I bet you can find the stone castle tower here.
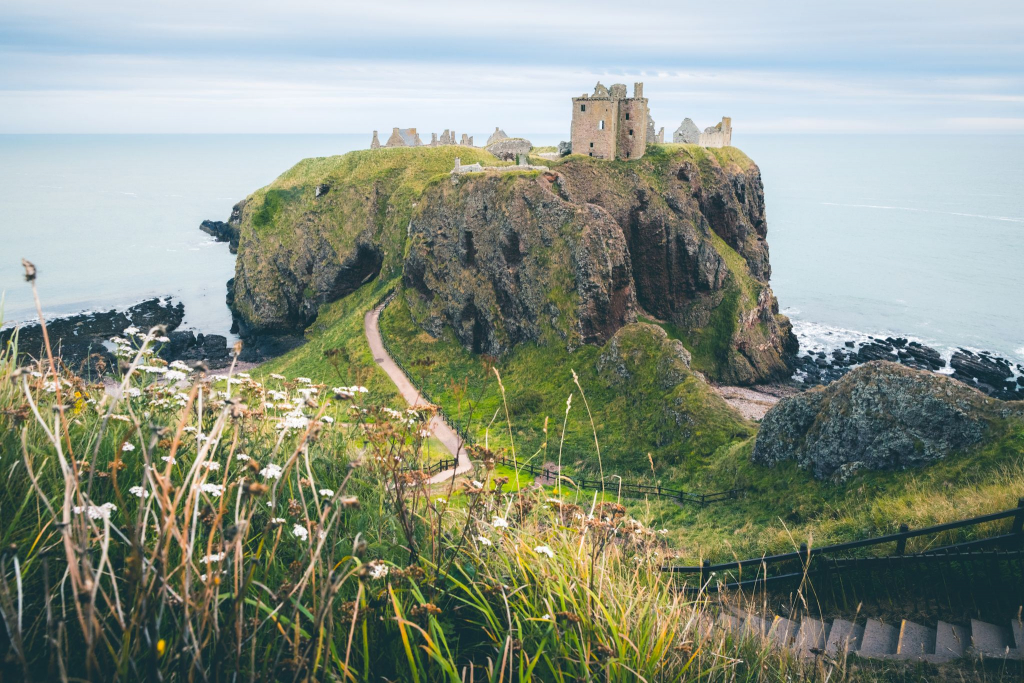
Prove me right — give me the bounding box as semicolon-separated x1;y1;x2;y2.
570;82;649;160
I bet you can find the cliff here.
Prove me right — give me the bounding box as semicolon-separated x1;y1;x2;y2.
227;144;795;384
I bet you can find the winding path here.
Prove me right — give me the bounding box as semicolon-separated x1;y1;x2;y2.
364;300;473;483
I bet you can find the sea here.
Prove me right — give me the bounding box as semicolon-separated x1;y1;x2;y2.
0;134;1021;365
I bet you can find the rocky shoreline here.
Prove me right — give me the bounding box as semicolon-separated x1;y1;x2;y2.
1;297;303;375
792;335;1023;401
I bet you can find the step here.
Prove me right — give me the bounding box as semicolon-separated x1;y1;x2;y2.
897;620;936;658
717;613;741;634
934;621;968;660
825;619;864;656
768;616;799;648
970;619;1011;657
744;614;770;637
794;617;831;656
859;619;899;657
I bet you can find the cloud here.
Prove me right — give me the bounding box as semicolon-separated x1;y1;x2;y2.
0;1;1021;132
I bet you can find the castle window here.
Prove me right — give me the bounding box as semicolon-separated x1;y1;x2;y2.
625;113;630;120
589;142;594;148
589;152;593;157
599;120;605;130
581;104;586;112
629;129;633;136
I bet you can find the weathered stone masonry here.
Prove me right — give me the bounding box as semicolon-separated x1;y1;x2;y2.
570;82;649;160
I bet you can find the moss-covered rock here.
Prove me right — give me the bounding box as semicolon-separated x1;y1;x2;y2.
752;361;1024;479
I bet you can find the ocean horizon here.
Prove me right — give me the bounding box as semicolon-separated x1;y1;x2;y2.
1;133;1021;366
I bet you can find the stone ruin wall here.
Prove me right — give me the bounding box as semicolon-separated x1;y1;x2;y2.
570;82;648;160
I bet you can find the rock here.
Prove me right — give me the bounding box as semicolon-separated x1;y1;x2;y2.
752;361;1010;480
2;298;185;375
857;341;897;363
558;141;572;157
315;183;330;198
950;349;1013;390
199;199;245;254
486;137;532;162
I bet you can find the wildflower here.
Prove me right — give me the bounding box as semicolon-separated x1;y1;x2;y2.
270;517;286;525
164;370;188;381
129;486;149;498
236;372;250;379
137;365;167;374
419;429;430;438
492;517;509;529
270;373;285;380
534;545;555;559
109;414;131;422
318;488;335;497
169;360;190;371
200;483;225;498
292;524;309;541
366;560;388;579
260;463;283;480
476;536;492;546
73;502;117;520
161;456;176;464
200;552;225;564
123;326;140;336
540;613;553;621
122;443;135;452
183;425;198;434
472;480;484;488
296;377;312;384
235;453;250;461
320;415;334;424
200;461;221;471
436;497;447;504
125;387;142;398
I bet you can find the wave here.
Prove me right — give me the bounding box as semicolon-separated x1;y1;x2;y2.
820;202;1024;224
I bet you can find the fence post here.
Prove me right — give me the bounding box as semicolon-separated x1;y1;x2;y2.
896;523;909;555
1013;498;1024;535
700;559;710;586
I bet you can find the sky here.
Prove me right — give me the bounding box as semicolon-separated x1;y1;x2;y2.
0;0;1022;134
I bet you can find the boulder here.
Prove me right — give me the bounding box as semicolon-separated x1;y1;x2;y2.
752;361;1009;480
558;141;572;157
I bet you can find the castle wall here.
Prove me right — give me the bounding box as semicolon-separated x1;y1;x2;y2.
616;97;648;160
571;97;619;160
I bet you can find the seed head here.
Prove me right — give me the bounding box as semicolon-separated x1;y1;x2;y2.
21;258;36;282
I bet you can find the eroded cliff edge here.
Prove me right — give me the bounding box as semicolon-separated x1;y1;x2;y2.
227;145;796;384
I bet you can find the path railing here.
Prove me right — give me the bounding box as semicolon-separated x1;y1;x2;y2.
400;457;458;477
494;455;743;507
666;498;1024;594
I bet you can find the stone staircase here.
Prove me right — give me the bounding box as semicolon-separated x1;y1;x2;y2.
716;607;1024;663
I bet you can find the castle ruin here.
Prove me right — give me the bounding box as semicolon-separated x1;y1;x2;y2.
570;82;649;160
697;117;732;147
371;127;478;149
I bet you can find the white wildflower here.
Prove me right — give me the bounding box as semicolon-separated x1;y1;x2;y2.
296;377;312;384
125;387;142;398
200;483;225;497
366;561;388;579
534;545;555;559
235;453;250;461
200;461;221;471
200;552;225;564
270;373;286;380
129;486;149;499
137;365;167;374
164;370;188;381
161;456;176;464
320;415;334;424
73;502;117;520
475;536;492;546
491;517;509;529
169;360;191;371
472;480;484;488
123;326;140;336
292;524;309;541
270;517;286;525
122;443;135;452
318;488;335;497
260;463;283;480
236;372;250;379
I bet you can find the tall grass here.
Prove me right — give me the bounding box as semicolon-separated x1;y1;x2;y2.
0;270;1011;681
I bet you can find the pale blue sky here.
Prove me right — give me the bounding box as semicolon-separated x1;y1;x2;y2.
1;0;1021;134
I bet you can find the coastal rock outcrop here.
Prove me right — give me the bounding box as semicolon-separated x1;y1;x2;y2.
751;361;1017;480
226;145;794;384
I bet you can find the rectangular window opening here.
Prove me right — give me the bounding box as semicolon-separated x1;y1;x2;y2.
625;113;630;120
581;104;586;112
629;129;633;136
599;120;605;130
590;142;594;148
588;152;593;157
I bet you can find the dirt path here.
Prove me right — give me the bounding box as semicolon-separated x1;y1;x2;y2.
711;383;800;420
364;300;473;483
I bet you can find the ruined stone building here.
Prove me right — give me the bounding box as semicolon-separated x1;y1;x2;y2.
570;82;649;160
698;117;732;147
383;127;423;147
486;127;507;146
646;114;665;144
672;118;700;144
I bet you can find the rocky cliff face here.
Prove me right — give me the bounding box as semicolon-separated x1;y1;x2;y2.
227;145;794;384
751;361;1021;480
404;147;795;383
